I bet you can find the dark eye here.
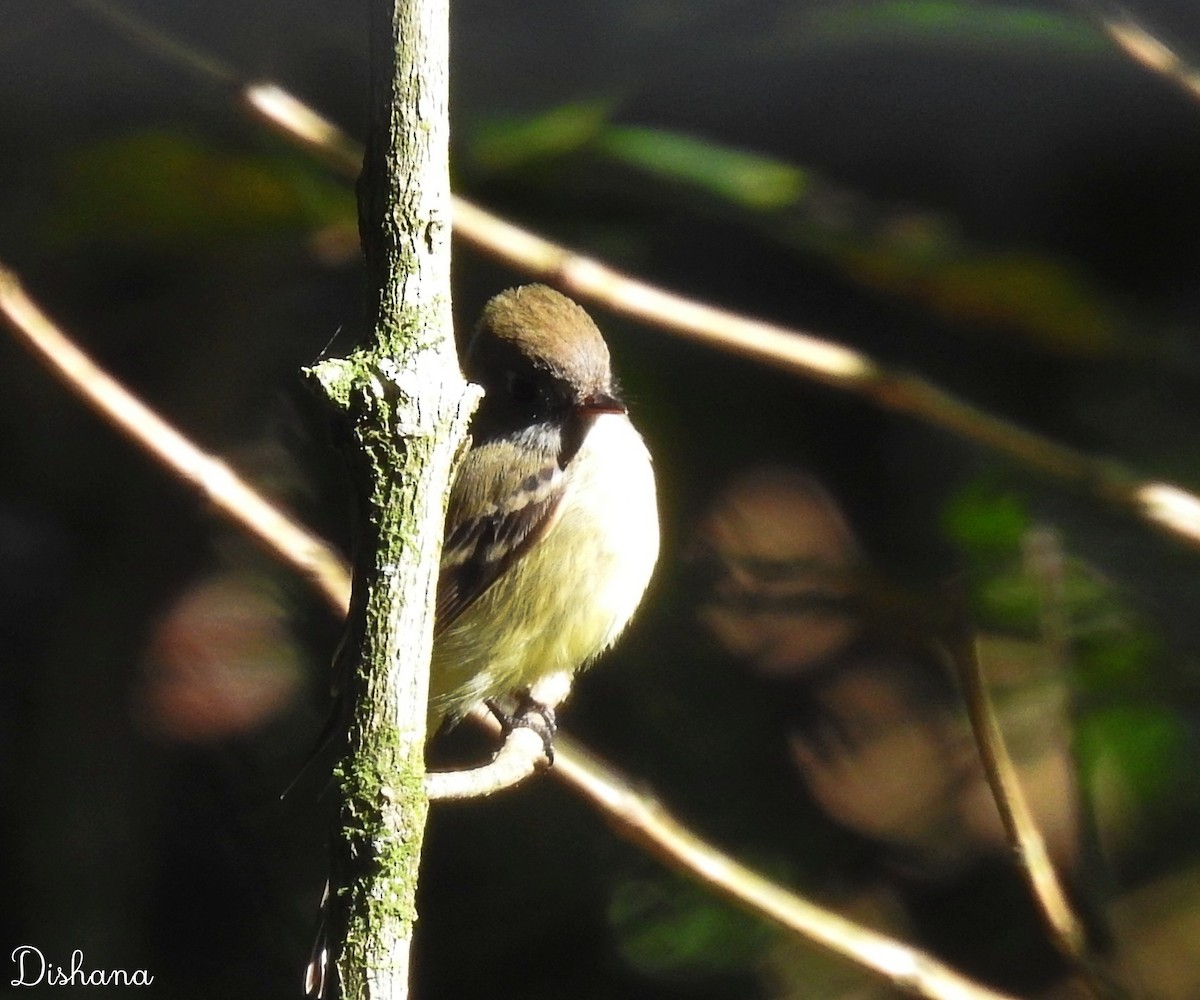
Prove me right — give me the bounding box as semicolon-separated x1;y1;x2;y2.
505;370;541;407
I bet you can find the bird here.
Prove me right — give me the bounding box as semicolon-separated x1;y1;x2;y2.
428;283;660;730
304;285;658;999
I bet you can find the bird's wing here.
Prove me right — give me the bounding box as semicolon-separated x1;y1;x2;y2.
435;439;567;635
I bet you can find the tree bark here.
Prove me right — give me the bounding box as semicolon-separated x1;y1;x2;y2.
307;0;470;995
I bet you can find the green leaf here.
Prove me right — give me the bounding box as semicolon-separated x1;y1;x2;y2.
47;130;352;249
468;100;614;173
598;126;807;211
609;875;767;977
1077;703;1188;806
942;480;1030;557
805;1;1106;53
1076;626;1161;693
596;123;1127;354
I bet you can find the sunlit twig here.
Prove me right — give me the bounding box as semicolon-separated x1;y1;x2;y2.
1075;0;1200;102
552;731;1018;1000
72;0;1200;553
249;88;1200;555
425;711;549;800
1;264;1018;1000
0;263;544;802
956;635;1126;1000
0;265;352;615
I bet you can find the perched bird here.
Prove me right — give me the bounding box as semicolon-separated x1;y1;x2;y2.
306;286;658;998
429;283;660;728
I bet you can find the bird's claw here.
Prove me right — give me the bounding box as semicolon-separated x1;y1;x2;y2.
485;695;557;764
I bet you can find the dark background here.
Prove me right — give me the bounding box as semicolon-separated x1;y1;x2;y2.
3;1;1200;997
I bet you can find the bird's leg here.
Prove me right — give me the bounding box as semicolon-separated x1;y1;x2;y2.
513;692;558;763
483;693;559;764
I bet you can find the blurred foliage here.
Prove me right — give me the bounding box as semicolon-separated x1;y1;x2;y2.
6;0;1200;998
943;476;1200;874
1077;703;1189;812
466;113;1130;354
467;99;614;174
941;478;1030;558
799;0;1108;52
610;873;769;978
597;127;807;212
46;131;352;251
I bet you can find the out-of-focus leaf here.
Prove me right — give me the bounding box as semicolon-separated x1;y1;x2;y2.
609;874;767;977
1076;626;1162;695
1077;703;1188;806
943;480;1030;557
801;1;1107;53
836;243;1124;355
943;475;1188;850
47;130;352;249
600;122;1126;353
466;89;1130;353
943;479;1140;640
468;99;613;173
598;126;807;211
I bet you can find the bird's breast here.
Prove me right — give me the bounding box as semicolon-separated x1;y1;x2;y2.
429;412;658;722
555;412;659;646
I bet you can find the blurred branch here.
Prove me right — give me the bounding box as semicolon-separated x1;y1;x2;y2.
0;264;352;616
250;98;1200;557
72;0;1200;553
1023;525;1072;670
72;0;238;85
1;266;1019;1000
1075;0;1200;102
552;731;1019;1000
956;635;1126;1000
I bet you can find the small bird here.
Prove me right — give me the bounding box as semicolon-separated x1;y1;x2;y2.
305;286;658;998
429;283;660;729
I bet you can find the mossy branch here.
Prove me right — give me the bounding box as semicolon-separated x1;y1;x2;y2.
305;0;473;996
3;264;1023;1000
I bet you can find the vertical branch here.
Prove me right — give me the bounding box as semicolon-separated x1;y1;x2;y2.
0;273;1028;1000
956;638;1125;1000
307;0;472;996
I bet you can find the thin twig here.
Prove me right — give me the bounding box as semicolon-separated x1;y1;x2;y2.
1073;0;1200;102
0;262;536;793
248;89;1200;555
72;0;238;85
552;732;1018;1000
69;0;1200;551
0;266;352;616
425;710;549;800
2;265;1019;1000
956;636;1125;1000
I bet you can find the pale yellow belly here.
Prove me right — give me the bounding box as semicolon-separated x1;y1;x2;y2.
430;414;659;723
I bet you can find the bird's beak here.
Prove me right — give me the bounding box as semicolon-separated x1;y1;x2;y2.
578;391;626;415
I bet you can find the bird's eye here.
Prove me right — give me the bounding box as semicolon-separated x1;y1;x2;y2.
505;370;541;407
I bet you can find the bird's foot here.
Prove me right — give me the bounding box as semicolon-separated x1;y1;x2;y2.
485;695;557;764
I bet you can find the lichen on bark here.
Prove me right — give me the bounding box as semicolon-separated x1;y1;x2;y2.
304;0;472;996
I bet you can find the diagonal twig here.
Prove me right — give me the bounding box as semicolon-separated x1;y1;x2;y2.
68;0;1200;552
0;266;352;614
1072;0;1200;103
955;633;1127;1000
244;93;1200;556
2;263;1020;1000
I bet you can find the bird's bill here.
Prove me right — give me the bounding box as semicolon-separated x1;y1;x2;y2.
577;391;626;415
